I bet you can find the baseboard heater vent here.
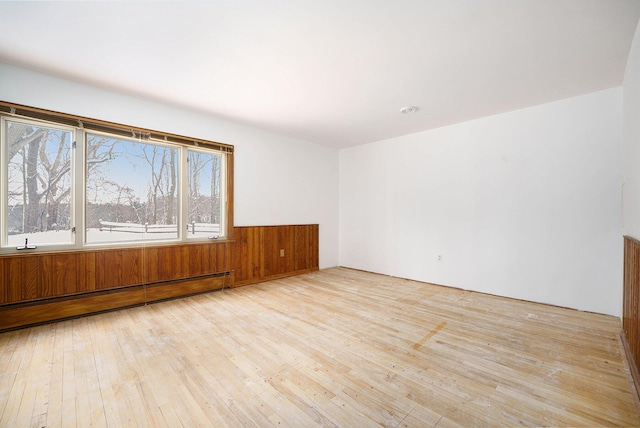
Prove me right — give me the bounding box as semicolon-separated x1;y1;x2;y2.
0;271;232;332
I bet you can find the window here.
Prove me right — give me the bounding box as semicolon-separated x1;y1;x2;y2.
187;149;225;239
4;118;74;247
86;133;179;243
0;103;232;252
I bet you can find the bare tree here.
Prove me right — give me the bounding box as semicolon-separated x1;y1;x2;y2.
166;149;177;224
7;122;46;161
38;130;72;230
188;151;213;223
142;144;168;224
7;123;70;233
210;155;221;224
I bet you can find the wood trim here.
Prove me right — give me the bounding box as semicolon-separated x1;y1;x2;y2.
226;152;235;240
0;273;230;331
623;235;640;403
145;273;230;302
0;100;233;152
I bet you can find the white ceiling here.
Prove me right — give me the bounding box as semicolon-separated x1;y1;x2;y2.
0;1;639;149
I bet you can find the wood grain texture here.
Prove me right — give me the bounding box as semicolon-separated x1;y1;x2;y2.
0;274;230;331
0;242;232;306
0;224;311;306
624;235;640;400
0;241;232;330
231;226;263;285
0;267;637;427
263;225;293;277
0;224;313;330
226;153;234;239
232;225;319;287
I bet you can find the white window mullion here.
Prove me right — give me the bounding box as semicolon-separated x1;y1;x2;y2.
221;153;227;238
74;129;86;248
180;146;189;241
0;117;7;248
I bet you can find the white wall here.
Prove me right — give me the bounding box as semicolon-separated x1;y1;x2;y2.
0;62;339;268
623;19;640;241
340;88;623;316
1;60;628;316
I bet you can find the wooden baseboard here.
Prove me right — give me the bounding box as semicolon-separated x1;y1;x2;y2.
0;273;230;332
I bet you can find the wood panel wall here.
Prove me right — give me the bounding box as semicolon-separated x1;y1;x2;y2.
623;235;640;397
0;224;318;331
232;224;319;287
0;242;230;305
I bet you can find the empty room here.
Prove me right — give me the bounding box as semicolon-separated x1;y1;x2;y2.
2;1;640;426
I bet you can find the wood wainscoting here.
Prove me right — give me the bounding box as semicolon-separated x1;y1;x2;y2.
232;224;319;287
0;224;318;331
623;235;640;398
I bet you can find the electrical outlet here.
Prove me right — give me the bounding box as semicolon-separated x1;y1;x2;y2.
437;255;443;262
280;249;285;257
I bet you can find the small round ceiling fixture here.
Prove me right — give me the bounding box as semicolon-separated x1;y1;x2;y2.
400;106;419;114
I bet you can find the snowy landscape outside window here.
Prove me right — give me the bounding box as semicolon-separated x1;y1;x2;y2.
4;118;73;247
0;106;231;252
187;149;224;239
85;133;179;243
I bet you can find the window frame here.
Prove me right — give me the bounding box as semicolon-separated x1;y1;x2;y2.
84;130;185;246
185;146;227;240
1;115;77;250
0;101;234;254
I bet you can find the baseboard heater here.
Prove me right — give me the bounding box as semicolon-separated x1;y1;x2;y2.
0;271;232;332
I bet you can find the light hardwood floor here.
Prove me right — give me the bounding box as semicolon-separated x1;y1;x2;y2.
1;267;638;427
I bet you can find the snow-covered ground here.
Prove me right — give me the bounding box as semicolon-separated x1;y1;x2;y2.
6;228;214;247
